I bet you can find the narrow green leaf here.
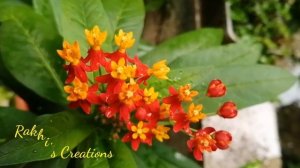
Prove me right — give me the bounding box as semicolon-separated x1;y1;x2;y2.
167;65;296;112
51;0;113;54
135;142;201;168
0;107;35;140
78;134;110;168
170;41;262;68
101;0;145;55
0;112;92;166
0;8;66;105
141;29;223;64
108;140;137;168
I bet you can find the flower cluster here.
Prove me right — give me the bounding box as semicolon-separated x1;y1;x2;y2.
57;26;238;161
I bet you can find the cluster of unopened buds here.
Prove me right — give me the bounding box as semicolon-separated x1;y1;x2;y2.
57;26;238;161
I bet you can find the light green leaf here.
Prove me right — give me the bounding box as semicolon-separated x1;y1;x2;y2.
0;8;66;105
170;41;261;68
141;29;223;64
51;0;113;54
0;112;92;166
166;65;296;113
101;0;145;55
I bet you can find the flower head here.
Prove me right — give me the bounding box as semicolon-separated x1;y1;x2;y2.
187;127;217;161
115;29;135;53
85;26;107;50
152;125;170;142
159;103;171;119
143;87;159;104
214;130;232;150
178;84;198;102
110;58;136;80
64;78;88;101
119;80;141;105
57;41;81;65
131;121;150;140
148;60;170;80
206;79;226;97
187;103;206;123
218;101;238;118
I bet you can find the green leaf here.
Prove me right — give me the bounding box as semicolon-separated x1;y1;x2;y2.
169;41;262;68
101;0;145;55
78;134;109;168
141;29;223;64
24;158;70;168
0;1;30;21
0;8;66;105
0;107;35;141
32;0;56;29
167;65;296;113
50;0;114;54
108;140;137;168
0;112;92;166
135;142;201;168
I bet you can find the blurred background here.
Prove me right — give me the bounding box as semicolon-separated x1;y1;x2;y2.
1;0;300;167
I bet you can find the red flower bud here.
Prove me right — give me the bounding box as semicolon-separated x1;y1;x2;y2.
214;130;232;150
206;79;226;97
218;101;238;118
135;108;147;120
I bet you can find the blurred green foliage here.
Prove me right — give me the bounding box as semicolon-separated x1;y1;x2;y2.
227;0;299;64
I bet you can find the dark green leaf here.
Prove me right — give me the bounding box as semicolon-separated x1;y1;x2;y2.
101;0;145;55
141;29;223;64
108;140;137;168
0;8;66;105
0;112;92;166
24;158;70;168
0;107;35;141
77;134;109;168
169;41;262;68
135;142;201;168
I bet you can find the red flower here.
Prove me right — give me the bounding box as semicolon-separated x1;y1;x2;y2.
187;127;217;161
162;86;183;114
218;101;238;118
172;112;190;133
83;49;107;71
64;60;88;84
214;130;232;150
206;79;226;97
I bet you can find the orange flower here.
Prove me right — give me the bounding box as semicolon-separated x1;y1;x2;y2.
131;121;150;140
159;103;171;119
114;29;135;53
110;58;136;80
64;78;88;101
143;87;158;104
118;80;141;105
187;103;206;123
148;60;170;80
152;125;170;142
178;84;198;102
85;26;107;50
57;41;81;65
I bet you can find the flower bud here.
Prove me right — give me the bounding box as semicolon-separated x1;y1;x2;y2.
135;108;147;120
218;101;237;118
206;79;226;97
214;130;232;150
